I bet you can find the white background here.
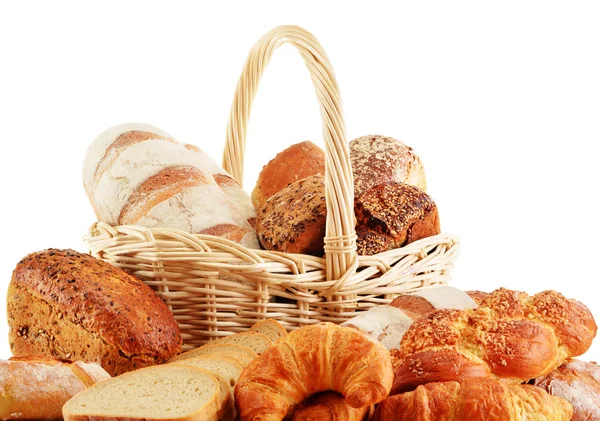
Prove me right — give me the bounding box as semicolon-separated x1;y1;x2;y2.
1;2;599;363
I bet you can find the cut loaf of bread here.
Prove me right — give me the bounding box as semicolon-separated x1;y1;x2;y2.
63;365;220;421
169;343;258;367
249;319;288;343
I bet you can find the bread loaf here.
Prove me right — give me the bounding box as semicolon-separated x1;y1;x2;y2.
350;135;426;196
534;359;600;421
83;122;258;248
184;143;256;228
252;141;325;211
235;323;393;421
342;286;478;349
373;378;573;421
62;365;221;421
256;174;327;255
355;182;440;255
390;288;597;394
7;249;182;376
0;356;110;421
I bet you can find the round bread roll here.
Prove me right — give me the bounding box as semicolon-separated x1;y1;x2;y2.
350;134;426;196
256;174;326;255
252;141;325;211
355;182;440;255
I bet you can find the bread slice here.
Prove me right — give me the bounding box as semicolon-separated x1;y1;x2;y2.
62;365;219;421
172;356;244;421
188;367;232;421
213;332;273;355
250;319;288;343
170;343;257;366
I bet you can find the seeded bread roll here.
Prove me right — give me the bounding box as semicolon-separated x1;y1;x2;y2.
252;141;325;211
350;135;426;196
355;182;440;255
256;174;327;255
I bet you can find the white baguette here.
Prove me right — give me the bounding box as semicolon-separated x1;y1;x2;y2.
0;356;110;420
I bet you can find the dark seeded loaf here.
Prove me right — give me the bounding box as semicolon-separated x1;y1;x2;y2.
355;182;440;255
7;249;182;376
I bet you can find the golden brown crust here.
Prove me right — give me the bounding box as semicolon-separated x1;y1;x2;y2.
374;378;572;421
390;288;597;394
350;135;426;197
234;323;393;421
252;141;325;211
0;357;110;420
354;182;440;256
292;392;369;421
256;174;327;255
534;359;600;421
8;249;182;376
118;165;210;224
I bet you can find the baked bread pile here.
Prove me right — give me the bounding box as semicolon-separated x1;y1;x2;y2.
254;135;439;256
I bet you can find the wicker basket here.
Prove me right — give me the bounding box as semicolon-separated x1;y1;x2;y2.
84;25;460;349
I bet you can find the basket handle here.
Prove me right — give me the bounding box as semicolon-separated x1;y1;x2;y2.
222;25;357;288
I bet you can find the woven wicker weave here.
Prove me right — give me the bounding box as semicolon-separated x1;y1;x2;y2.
84;25;460;349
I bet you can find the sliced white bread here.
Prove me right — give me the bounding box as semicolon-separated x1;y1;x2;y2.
63;365;220;421
172;356;244;421
190;367;232;421
249;319;288;342
170;343;258;366
213;332;273;355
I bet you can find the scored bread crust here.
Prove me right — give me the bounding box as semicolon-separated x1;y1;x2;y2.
391;288;597;394
8;249;182;376
0;356;110;421
373;378;573;421
534;359;600;421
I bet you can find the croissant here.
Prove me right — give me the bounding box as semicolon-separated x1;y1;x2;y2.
234;323;393;421
391;288;596;394
373;378;573;421
291;392;369;421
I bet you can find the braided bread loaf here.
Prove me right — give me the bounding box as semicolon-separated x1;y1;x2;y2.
374;378;572;421
391;288;597;394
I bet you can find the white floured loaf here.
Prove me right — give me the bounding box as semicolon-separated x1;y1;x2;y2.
0;356;110;421
184;143;256;228
83;123;258;248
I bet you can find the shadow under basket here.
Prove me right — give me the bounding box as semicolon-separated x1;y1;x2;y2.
83;25;460;350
